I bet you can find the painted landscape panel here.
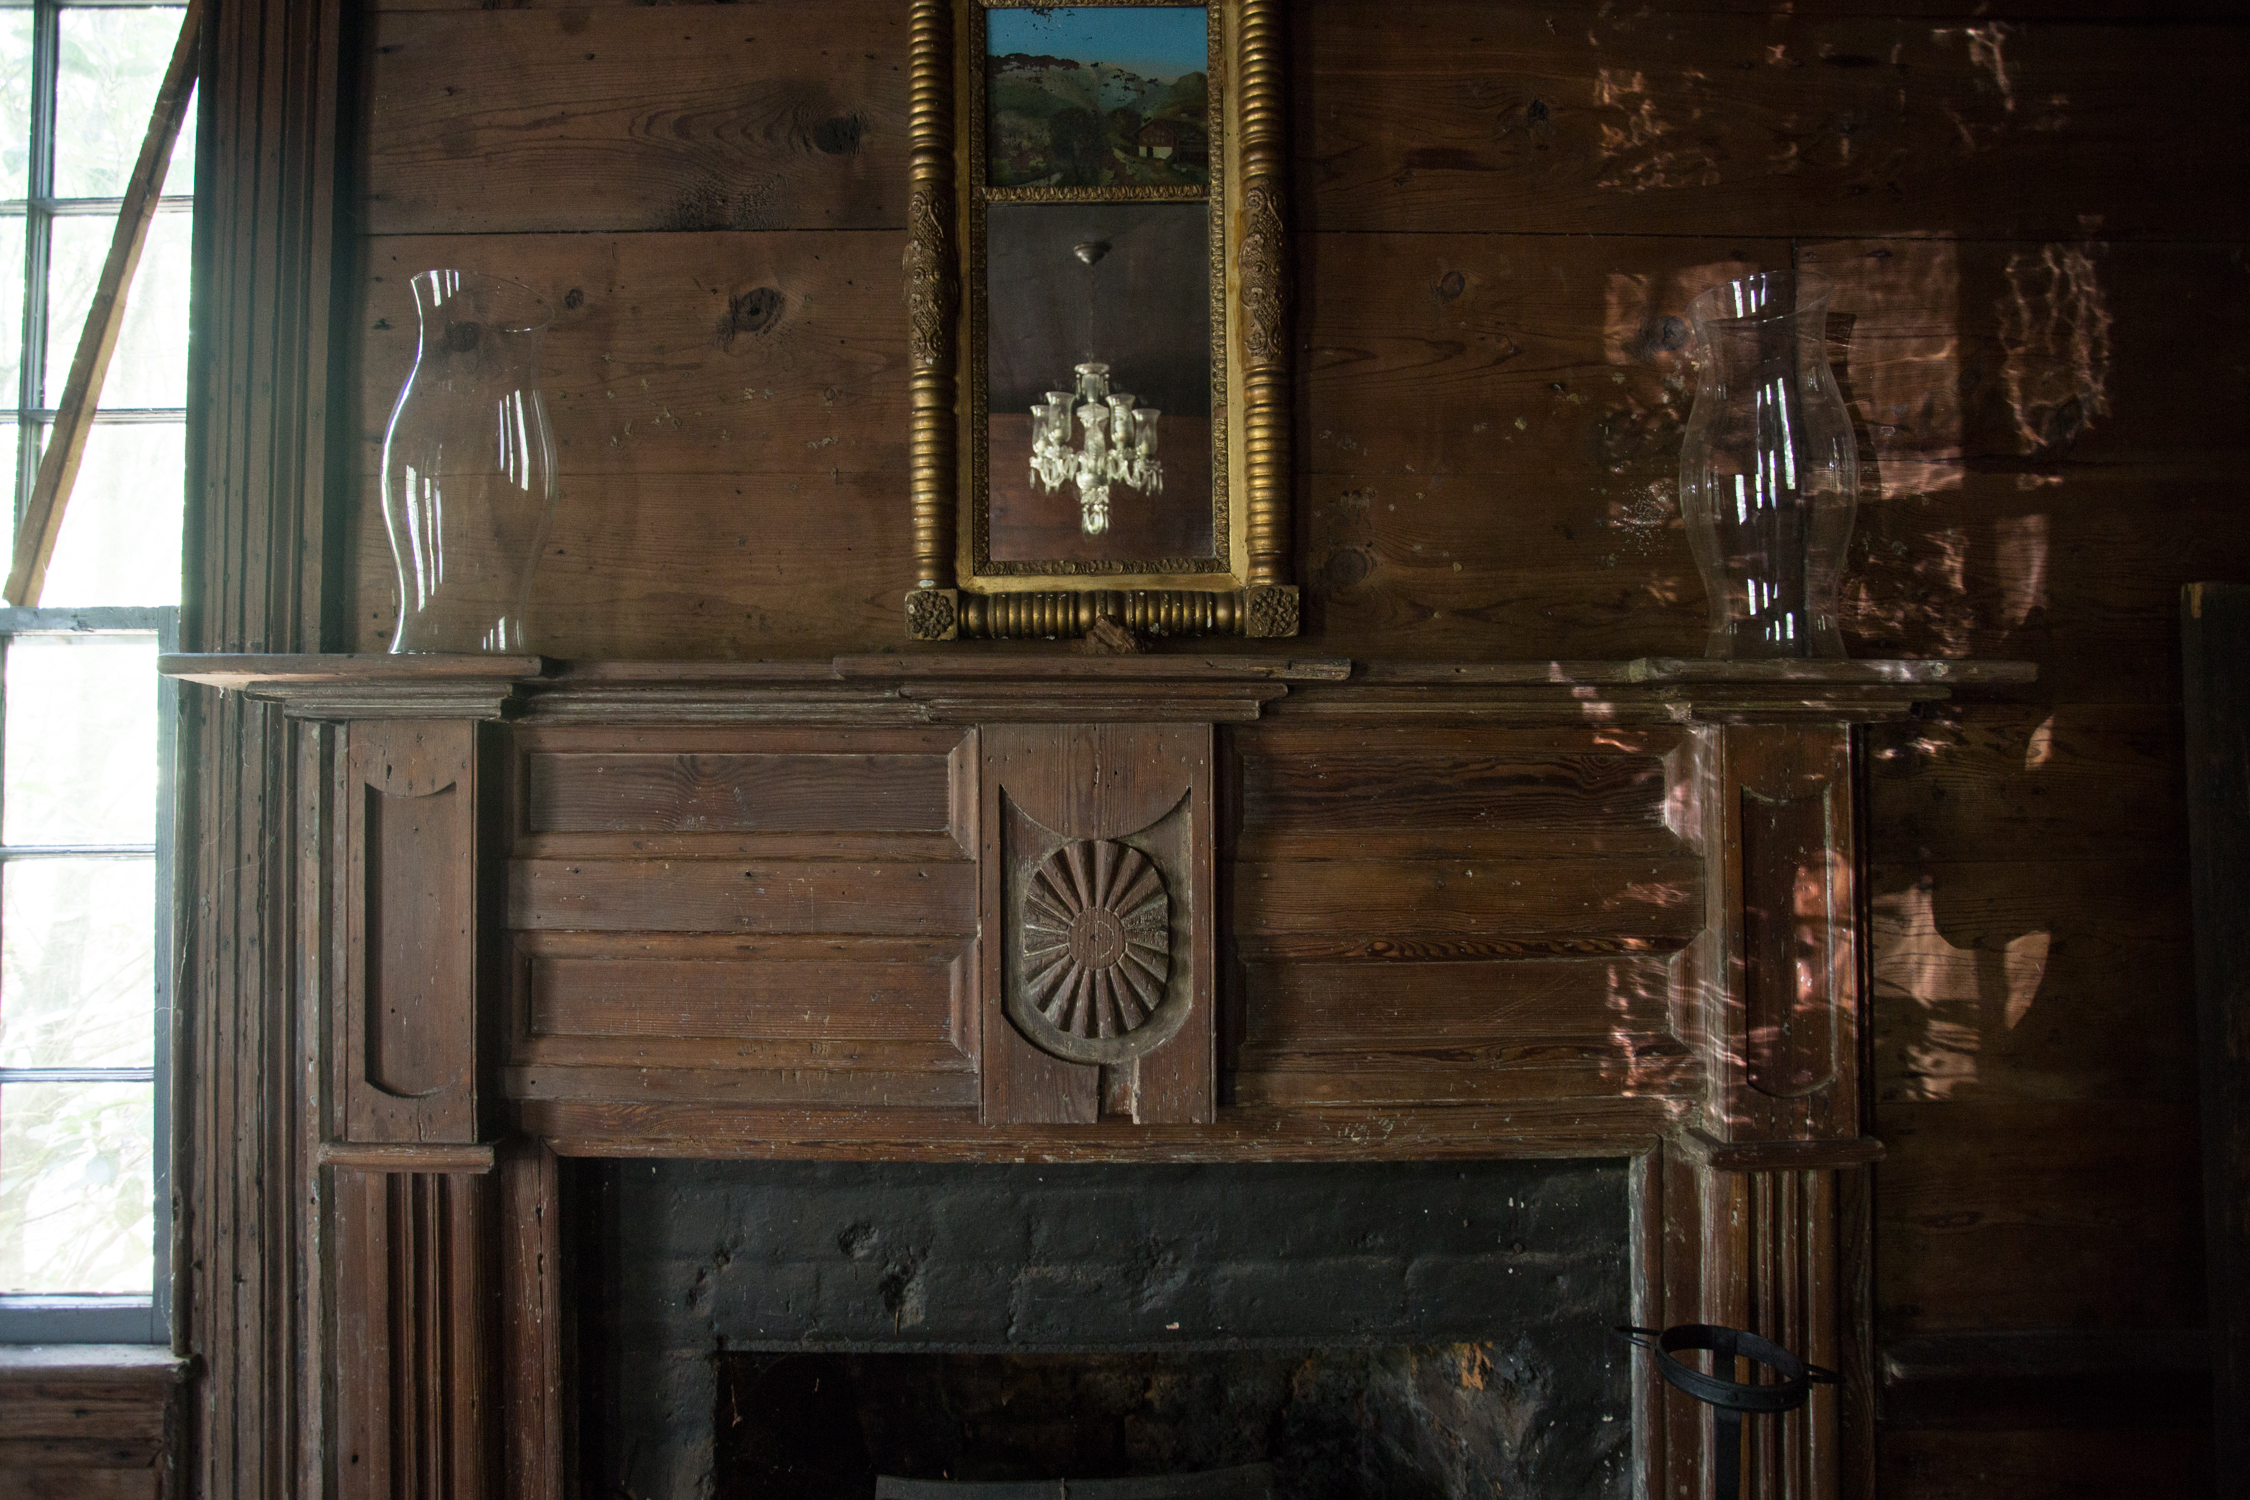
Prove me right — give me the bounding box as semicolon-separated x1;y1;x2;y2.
986;6;1210;189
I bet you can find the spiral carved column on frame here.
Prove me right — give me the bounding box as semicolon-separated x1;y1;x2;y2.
1235;1;1294;626
904;0;957;632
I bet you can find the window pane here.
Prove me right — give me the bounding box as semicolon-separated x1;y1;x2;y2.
0;213;20;409
4;633;159;845
47;210;189;409
0;857;155;1070
38;420;182;606
0;1079;153;1294
53;7;185;200
0;10;30;201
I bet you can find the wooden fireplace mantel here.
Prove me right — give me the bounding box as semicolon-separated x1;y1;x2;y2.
162;652;2030;1500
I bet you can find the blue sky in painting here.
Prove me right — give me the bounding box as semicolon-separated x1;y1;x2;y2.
987;7;1207;79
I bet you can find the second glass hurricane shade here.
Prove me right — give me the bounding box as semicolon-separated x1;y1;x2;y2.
381;270;558;654
1679;271;1859;659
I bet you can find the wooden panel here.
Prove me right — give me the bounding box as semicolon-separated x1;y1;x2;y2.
345;468;909;658
354;232;908;479
1238;954;1697;1104
517;1097;1682;1160
498;1142;566;1500
526;751;950;835
507;858;974;933
333;1168;496;1500
1233;724;1685;859
0;1354;179;1495
1242;954;1677;1043
1295;3;2250;240
529;954;952;1041
1869;858;2198;1106
362;2;908;235
2183;580;2250;1496
0;1471;159;1499
1876;1100;2206;1334
506;1064;975;1107
1232;857;1704;946
345;720;485;1144
1867;705;2186;864
1302;237;2249;483
1878;1428;2214;1500
183;0;346;1493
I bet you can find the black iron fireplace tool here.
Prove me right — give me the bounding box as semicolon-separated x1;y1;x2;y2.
1620;1324;1839;1500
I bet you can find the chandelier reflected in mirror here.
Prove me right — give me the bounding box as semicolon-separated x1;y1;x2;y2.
1028;240;1163;535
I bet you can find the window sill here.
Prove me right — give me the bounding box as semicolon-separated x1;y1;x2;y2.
0;1346;187;1494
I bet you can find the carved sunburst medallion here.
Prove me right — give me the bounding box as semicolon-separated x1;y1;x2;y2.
1020;839;1171;1051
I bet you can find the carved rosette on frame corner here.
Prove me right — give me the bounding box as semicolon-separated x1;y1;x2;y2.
905;586;958;641
1243;584;1299;639
1013;839;1174;1065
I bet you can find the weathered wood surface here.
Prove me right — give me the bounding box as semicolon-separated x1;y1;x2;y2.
1234;857;1705;945
524;750;952;834
2183;580;2250;1492
1876;1100;2206;1333
1869;858;2198;1105
362;7;908;235
1295;5;2250;240
509;857;976;933
0;1350;184;1497
1233;724;1686;859
332;1168;497;1500
1878;1427;2213;1499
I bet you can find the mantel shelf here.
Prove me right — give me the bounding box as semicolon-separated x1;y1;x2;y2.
157;652;2036;723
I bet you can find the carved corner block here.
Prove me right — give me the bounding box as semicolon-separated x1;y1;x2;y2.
1242;584;1299;638
906;587;960;641
342;720;491;1144
979;723;1216;1126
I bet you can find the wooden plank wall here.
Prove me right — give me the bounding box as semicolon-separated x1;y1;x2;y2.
343;0;2246;1491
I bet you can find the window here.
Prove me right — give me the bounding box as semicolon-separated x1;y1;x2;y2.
0;0;192;1344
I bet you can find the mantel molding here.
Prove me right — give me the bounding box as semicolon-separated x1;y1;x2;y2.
159;652;2035;724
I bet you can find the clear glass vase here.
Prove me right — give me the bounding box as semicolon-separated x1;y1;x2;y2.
1679;270;1859;659
381;270;558;653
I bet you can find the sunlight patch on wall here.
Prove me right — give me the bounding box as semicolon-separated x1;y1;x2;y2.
1999;244;2112;456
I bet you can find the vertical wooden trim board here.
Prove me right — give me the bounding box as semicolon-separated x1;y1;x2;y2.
176;2;350;1498
2183;582;2249;1495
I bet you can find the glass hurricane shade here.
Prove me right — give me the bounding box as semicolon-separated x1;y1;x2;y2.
1678;270;1859;659
1030;361;1163;536
381;270;559;654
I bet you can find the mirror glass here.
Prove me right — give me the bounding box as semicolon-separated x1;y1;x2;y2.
980;5;1217;569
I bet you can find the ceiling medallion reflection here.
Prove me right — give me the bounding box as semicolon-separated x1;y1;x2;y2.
1021;839;1171;1044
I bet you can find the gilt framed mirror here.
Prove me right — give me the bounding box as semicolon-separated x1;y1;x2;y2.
903;0;1296;641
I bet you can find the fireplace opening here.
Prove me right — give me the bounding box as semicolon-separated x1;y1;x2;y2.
579;1159;1632;1499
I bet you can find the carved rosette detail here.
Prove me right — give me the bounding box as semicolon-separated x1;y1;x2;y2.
903;189;955;370
904;586;958;640
1021;840;1170;1044
1237;183;1288;367
1242;583;1299;638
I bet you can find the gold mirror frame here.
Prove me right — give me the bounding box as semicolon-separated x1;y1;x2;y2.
903;0;1296;641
